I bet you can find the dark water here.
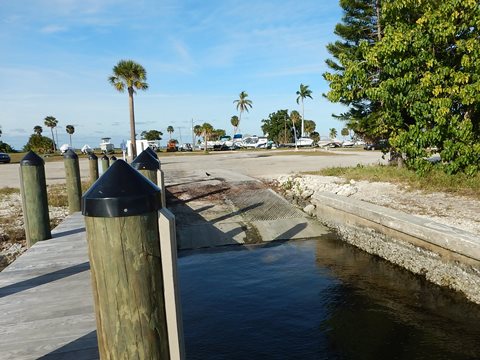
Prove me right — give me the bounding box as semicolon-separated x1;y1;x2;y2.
178;238;480;360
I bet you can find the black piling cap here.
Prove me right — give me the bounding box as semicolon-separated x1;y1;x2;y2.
131;150;160;171
64;149;78;159
145;146;159;159
81;160;161;218
88;153;98;160
101;155;109;161
110;155;117;161
20;151;44;166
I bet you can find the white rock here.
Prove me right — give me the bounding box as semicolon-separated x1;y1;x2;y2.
303;204;316;215
301;190;314;199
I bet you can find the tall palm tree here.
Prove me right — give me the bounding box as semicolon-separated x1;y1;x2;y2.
109;59;148;159
233;91;252;131
66;125;75;146
290;110;301;151
201;122;213;153
329;128;338;139
44;116;58;152
167;126;174;140
33;125;43;135
304;120;316;136
296;84;313;137
193;125;203;150
230;115;239;135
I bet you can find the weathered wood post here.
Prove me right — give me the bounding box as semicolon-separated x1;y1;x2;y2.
131;150;159;183
101;154;109;174
110;155;117;165
82;160;170;359
63;149;82;213
19;151;51;247
88;153;99;182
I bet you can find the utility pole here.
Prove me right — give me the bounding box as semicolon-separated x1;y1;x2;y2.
191;118;195;146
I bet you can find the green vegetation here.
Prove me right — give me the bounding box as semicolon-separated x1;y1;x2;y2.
261;109;301;144
0;187;19;196
109;59;148;159
233;91;253;130
141;130;163;141
324;0;480;175
44;116;58;152
307;165;480;199
296;83;313;137
66;125;75;146
23;134;54;154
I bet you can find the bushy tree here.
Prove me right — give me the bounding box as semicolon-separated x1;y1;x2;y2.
261;109;299;144
141;130;163;141
24;134;54;154
0;141;14;153
367;0;480;174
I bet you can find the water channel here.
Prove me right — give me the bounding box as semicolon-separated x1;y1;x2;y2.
179;237;480;360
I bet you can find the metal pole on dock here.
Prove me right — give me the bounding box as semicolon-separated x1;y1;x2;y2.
64;149;82;213
88;153;99;182
81;160;170;359
19;151;51;247
101;154;109;174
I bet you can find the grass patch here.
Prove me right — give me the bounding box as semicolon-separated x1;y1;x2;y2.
305;164;480;199
47;181;92;207
0;187;19;196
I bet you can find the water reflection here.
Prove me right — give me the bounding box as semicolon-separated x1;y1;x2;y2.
179;237;480;360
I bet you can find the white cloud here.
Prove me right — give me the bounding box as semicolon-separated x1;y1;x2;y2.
40;24;68;34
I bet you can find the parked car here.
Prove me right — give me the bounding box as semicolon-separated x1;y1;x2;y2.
179;143;193;152
0;153;11;163
364;140;388;151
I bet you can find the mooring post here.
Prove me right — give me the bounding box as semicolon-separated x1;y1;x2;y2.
63;149;82;213
110;155;117;165
88;153;99;182
159;168;166;208
101;154;109;174
19;151;51;247
82;160;170;359
131;149;159;183
145;146;159;160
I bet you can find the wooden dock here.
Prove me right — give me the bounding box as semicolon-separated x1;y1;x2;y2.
0;213;98;360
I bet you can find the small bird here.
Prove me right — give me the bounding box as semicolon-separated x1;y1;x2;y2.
205;172;211;176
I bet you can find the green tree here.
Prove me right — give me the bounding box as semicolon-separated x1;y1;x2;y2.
24;134;54;154
201;123;214;153
0;141;14;153
329;128;338;139
323;0;383;141
296;84;313;137
310;131;320;143
66;125;75;147
367;0;480;174
341;127;350;138
304;120;316;136
33;125;43;135
193;125;203;150
141;130;163;141
109;59;148;158
230;115;240;134
167;126;174;139
261;109;292;144
291;110;301;150
233;91;253;130
44;116;58;152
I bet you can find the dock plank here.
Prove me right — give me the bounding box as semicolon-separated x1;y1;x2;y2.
0;213;98;360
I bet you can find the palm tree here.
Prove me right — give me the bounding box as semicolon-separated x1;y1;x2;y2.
304;120;316;136
33;126;43;136
66;125;75;147
233;91;252;131
44;116;58;152
296;84;313;137
193;125;203;150
290;110;301;151
329;128;338;139
201;122;214;153
230;115;239;135
109;59;148;159
167;126;174;140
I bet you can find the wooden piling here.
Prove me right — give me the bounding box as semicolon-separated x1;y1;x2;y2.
88;153;99;182
110;155;117;165
101;155;109;174
82;160;170;359
19;151;51;247
131;149;160;183
64;149;82;213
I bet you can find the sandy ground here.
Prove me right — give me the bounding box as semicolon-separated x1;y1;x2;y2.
1;149;479;268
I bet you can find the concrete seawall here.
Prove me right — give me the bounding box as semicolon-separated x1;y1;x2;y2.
310;192;480;304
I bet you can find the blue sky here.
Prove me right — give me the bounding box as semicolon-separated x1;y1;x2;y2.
0;0;347;149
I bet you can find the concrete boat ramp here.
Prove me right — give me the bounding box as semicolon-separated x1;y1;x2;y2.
0;171;329;359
